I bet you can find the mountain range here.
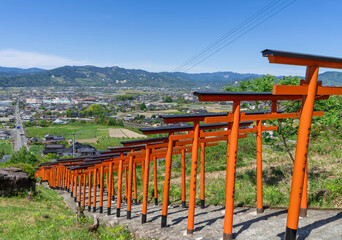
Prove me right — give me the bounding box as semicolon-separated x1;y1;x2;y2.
0;65;341;88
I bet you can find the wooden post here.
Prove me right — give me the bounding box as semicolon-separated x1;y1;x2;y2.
107;162;113;215
256;120;264;213
78;175;82;206
127;156;134;219
82;174;86;208
124;167;128;202
186;120;200;234
153;156;158;205
88;171;92;212
142;148;151;223
181;149;186;208
223;101;240;240
300;162;308;217
74;175;77;202
161;139;174;227
200;142;206;209
133;162;138;204
285;66;319;240
99;165;104;213
92;168;97;212
70;171;74;197
116;160;123;217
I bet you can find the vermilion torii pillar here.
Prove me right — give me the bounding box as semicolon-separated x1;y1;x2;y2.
194;91;329;240
262;49;342;240
159;113;275;233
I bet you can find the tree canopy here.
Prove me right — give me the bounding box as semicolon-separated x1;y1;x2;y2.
224;75;341;162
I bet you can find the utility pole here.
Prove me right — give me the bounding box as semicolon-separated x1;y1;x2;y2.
72;132;75;157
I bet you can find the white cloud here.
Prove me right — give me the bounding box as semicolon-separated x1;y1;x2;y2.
0;49;89;69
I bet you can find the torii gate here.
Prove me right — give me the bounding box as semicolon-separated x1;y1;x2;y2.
194;91;329;240
139;122;252;208
158;113;282;233
262;49;342;240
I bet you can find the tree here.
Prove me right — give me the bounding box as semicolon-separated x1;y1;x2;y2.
107;118;117;126
139;102;147;111
163;96;173;103
0;150;5;159
24;121;34;127
38;120;49;127
8;147;38;165
65;108;73;117
176;96;189;104
81;104;107;117
224;75;302;162
116;94;133;101
117;119;124;127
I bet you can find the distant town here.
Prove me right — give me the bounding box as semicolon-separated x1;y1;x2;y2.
0;86;235;161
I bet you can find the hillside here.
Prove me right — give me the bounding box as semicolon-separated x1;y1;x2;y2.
318;71;342;86
0;67;45;77
162;71;263;88
0;66;197;88
0;65;341;88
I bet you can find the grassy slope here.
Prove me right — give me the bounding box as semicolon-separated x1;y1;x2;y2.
0;185;134;240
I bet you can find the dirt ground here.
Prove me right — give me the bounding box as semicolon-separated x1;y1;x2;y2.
108;128;146;138
77;138;98;143
77;128;146;143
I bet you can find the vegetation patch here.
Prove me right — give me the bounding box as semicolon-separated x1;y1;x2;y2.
0;185;135;240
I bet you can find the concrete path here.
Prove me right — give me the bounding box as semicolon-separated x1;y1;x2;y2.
53;185;342;240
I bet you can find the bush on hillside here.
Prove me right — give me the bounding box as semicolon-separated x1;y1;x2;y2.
8;147;38;165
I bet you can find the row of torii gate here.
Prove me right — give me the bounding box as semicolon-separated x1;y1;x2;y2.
35;50;342;240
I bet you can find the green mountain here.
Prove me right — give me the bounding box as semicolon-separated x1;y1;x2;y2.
163;71;263;87
0;65;341;88
0;66;196;88
318;71;342;86
0;67;45;77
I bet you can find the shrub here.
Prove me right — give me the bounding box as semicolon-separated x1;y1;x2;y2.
8;147;38;166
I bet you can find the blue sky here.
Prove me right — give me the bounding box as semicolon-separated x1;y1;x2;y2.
1;0;342;75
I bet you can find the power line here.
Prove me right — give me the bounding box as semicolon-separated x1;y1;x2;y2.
182;0;297;72
175;0;297;73
174;0;283;72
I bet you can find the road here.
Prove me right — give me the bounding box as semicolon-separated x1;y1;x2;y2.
13;100;27;151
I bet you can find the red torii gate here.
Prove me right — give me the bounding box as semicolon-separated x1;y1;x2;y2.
262;49;342;240
159;112;284;233
140;122;253;210
194;91;329;240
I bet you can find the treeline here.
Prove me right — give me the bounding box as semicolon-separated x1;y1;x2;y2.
225;75;342;161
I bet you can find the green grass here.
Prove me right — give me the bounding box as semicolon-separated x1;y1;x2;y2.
0;185;135;240
25;123;111;140
0;139;13;155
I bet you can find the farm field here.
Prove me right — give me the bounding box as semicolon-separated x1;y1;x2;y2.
25;123;144;141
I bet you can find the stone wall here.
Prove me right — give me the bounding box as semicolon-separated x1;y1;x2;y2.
0;167;35;196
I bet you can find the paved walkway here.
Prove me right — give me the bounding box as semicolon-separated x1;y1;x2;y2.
53;185;342;240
